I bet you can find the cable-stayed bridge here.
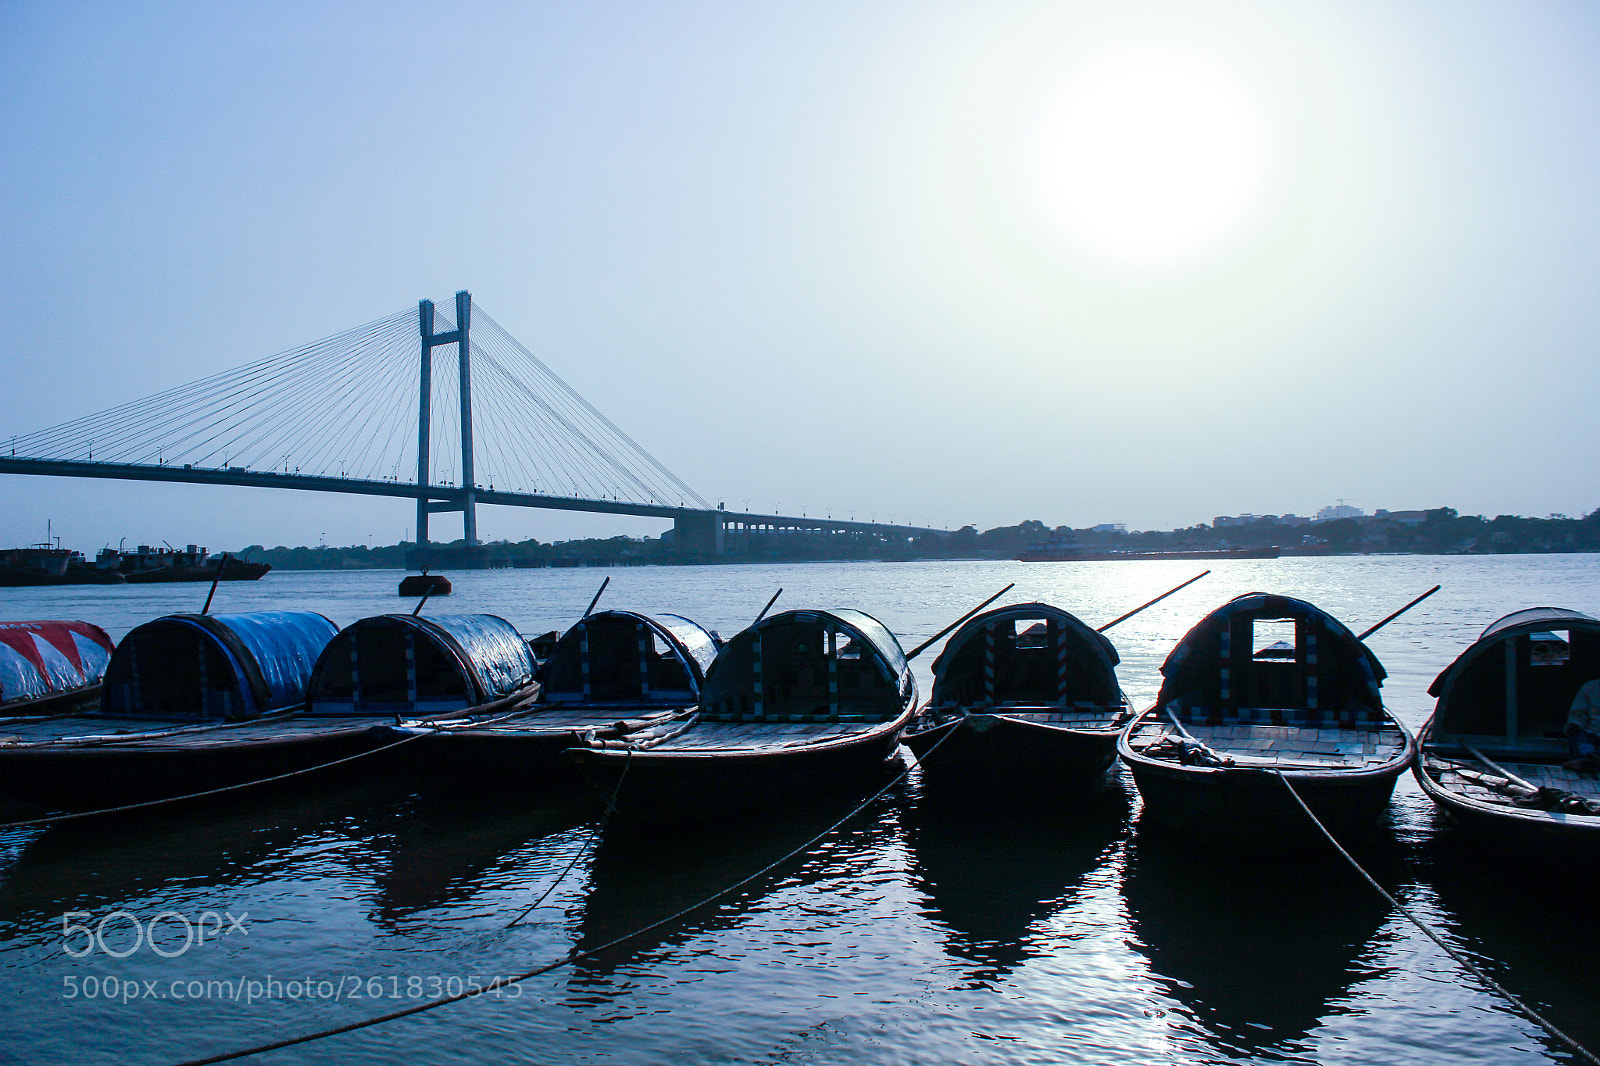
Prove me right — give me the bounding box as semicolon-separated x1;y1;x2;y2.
0;291;944;562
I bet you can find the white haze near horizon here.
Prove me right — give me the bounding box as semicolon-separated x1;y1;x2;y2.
1;0;1597;555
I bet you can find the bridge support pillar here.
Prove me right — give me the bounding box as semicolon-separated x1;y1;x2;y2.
416;290;476;547
673;511;723;557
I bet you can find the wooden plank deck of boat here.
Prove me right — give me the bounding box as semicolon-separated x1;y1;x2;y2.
984;708;1125;729
1129;720;1410;769
0;715;386;749
636;719;889;753
1430;758;1600;805
434;706;691;736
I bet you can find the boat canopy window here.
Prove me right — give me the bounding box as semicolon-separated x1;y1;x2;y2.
541;611;717;706
1158;593;1385;726
0;621;115;705
1530;631;1569;667
103;611;338;720
1253;619;1296;659
928;603;1121;709
1428;610;1600;743
699;608;914;723
307;614;536;717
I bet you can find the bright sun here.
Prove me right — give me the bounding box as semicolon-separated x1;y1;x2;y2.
1022;44;1274;272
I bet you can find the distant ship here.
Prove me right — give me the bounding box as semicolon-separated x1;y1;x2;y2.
0;545;125;586
100;543;271;583
1016;535;1280;563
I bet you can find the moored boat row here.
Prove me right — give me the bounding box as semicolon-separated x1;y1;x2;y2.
3;588;1596;860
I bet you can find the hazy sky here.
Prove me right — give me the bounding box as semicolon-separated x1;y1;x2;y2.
3;0;1597;553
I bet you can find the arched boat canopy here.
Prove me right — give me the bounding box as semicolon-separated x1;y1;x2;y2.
1425;607;1600;744
0;620;116;707
929;602;1121;709
308;613;538;718
699;608;915;723
542;610;719;707
1157;593;1385;726
103;611;338;720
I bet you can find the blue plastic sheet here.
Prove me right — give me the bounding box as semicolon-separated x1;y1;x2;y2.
412;614;537;701
104;611;337;718
207;612;341;712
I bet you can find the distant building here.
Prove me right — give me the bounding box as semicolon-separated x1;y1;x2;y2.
1373;509;1428;526
1315;503;1364;522
1213;513;1310;529
1092;522;1126;533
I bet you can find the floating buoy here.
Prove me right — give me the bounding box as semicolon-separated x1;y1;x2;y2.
399;569;451;596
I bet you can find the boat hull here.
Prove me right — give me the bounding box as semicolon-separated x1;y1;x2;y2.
0;719;401;810
567;716;908;822
1118;707;1415;851
1415;760;1600;858
1412;716;1600;860
121;559;269;583
384;701;691;792
1122;750;1409;849
0;683;104;719
904;712;1121;794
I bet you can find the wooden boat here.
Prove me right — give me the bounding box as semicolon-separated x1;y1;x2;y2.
0;620;116;717
566;608;917;821
1413;608;1600;854
1118;593;1415;848
306;612;540;718
0;611;376;810
381;610;718;786
902;602;1133;794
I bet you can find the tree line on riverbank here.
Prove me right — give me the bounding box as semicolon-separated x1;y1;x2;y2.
240;506;1600;570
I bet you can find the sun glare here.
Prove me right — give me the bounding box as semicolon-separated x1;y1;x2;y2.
1023;44;1274;272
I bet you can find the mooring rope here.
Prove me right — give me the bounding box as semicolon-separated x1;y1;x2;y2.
171;735;936;1066
0;730;434;831
1274;770;1600;1066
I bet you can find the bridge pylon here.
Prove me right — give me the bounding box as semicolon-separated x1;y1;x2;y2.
416;290;476;546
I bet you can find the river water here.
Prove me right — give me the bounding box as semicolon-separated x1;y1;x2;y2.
0;554;1596;1065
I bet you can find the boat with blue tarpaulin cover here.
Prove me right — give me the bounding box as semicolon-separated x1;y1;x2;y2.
374;609;716;788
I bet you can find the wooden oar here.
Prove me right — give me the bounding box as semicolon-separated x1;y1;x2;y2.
905;583;1015;661
201;553;229;615
753;588;783;625
1463;742;1538;792
1355;584;1440;641
1097;570;1210;632
582;576;611;618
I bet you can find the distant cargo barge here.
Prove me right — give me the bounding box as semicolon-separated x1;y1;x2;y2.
106;543;270;582
1017;544;1280;562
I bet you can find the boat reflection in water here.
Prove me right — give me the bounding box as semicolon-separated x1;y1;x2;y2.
1421;829;1600;1062
902;781;1129;986
371;789;598;926
0;775;411;938
567;792;901;984
1120;830;1394;1059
